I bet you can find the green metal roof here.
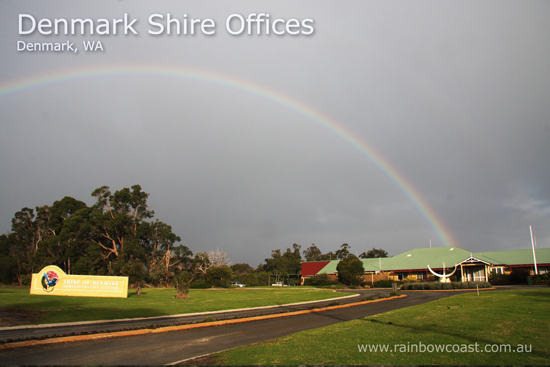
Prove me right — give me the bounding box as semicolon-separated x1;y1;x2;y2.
317;258;384;274
309;247;550;275
473;248;550;266
381;246;474;271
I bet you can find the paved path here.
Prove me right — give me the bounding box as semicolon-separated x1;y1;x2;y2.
0;290;470;365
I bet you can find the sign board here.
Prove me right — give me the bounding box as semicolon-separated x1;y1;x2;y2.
30;265;128;298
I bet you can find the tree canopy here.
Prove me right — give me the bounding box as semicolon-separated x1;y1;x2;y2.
336;254;365;286
0;185;190;291
359;247;389;258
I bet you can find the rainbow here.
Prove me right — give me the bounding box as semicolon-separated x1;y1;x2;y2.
0;64;460;249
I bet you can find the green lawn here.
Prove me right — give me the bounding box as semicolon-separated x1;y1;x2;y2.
0;286;351;325
210;289;550;365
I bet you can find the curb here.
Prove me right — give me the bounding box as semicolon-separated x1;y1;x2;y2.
0;292;359;332
0;295;407;350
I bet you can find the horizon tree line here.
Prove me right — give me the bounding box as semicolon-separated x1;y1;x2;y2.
0;185;387;290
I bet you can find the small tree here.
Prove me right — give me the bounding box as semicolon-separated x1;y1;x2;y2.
122;258;146;296
336;255;365;286
175;271;192;299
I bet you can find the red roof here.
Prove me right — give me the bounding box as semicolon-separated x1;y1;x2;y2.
301;261;330;277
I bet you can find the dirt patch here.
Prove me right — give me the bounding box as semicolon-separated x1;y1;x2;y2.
0;307;47;327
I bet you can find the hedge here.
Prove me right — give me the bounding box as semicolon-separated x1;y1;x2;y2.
400;281;491;290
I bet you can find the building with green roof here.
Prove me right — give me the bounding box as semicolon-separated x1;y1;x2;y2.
301;246;550;285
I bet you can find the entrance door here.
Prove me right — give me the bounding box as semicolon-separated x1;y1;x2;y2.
463;266;486;281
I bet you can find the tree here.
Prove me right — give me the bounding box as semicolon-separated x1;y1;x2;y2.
9;208;41;284
194;248;231;277
145;220;187;287
231;263;253;274
359;248;389;258
89;185;153;262
264;245;302;275
175;271;193;299
303;244;323;261
336;254;365;286
231;263;254;282
34;197;88;273
122;258;146;295
206;265;233;288
205;248;231;267
335;243;351;260
0;185;186;285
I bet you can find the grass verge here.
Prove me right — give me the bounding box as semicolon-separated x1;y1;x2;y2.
0;286;351;326
208;288;550;365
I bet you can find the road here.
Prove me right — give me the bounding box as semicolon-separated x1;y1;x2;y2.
0;290;467;365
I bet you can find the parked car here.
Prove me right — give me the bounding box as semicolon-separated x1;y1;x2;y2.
231;281;245;288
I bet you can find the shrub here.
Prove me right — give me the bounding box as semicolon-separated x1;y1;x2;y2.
206;265;232;288
373;280;399;288
389;291;400;297
304;273;339;286
426;282;437;290
510;268;530;284
532;273;549;285
401;277;418;283
489;273;511;285
401;281;493;290
189;279;213;289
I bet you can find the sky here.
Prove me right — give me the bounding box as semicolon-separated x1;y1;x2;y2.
1;0;549;267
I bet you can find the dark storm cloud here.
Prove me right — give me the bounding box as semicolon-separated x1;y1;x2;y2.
1;0;549;265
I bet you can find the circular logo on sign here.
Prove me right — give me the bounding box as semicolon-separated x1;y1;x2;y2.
41;270;59;293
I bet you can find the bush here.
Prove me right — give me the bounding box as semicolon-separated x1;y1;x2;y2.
489;273;511;285
206;265;232;288
189;279;213;289
510;268;530;284
400;281;492;290
389;291;400;297
243;271;269;287
373;280;399;288
532;273;549;285
304;273;340;286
